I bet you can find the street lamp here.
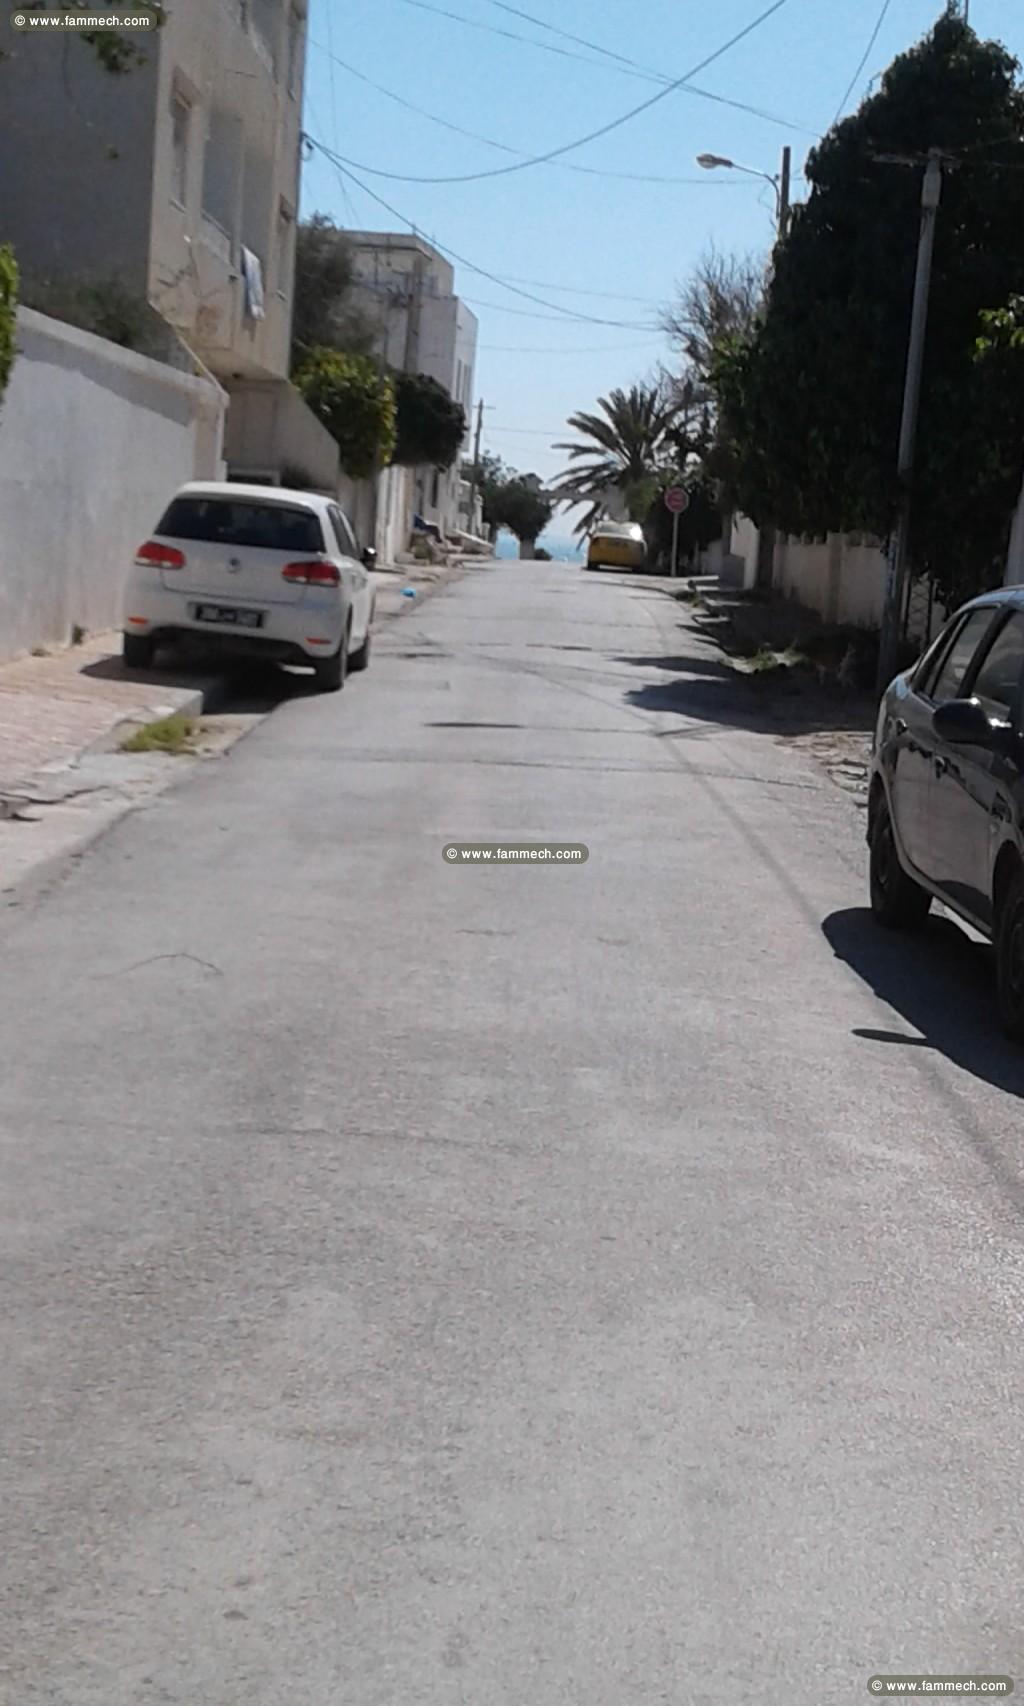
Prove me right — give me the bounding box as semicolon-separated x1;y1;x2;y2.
698;146;793;596
697;148;791;237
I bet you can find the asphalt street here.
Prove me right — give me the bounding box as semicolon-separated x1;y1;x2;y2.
3;559;1024;1705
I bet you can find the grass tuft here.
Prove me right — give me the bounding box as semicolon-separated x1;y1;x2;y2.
120;713;198;755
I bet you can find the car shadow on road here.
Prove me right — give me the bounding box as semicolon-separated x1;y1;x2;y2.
81;651;216;690
82;652;320;712
822;907;1024;1100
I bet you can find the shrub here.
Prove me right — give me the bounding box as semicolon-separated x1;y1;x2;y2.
0;246;18;404
294;347;396;479
392;372;466;469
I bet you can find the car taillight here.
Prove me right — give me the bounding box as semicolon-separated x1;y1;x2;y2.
282;558;341;586
135;540;185;571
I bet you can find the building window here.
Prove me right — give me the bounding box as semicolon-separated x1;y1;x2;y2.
287;5;303;97
202;107;242;240
249;0;280;75
170;90;191;208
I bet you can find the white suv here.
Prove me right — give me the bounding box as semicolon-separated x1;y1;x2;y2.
123;482;376;692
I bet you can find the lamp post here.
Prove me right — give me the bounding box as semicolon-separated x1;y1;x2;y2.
696;146;791;239
698;146;792;592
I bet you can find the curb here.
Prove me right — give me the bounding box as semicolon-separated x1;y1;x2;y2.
80;672;234;763
0;671;238;910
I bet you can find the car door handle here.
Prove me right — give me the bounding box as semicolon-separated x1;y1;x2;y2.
894;717;908;737
934;755;948;777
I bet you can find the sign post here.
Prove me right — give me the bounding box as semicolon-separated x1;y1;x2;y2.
664;485;689;577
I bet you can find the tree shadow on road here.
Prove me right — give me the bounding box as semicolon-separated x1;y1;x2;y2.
616;650;876;737
822;906;1024;1101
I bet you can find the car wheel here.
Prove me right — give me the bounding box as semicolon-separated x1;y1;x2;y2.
349;613;373;673
314;626;348;693
123;632;155;669
869;794;931;929
995;868;1024;1041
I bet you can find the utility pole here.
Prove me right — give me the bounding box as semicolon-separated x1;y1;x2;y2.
755;143;792;592
876;149;943;694
778;144;791;240
404;249;425;375
467;398;485;538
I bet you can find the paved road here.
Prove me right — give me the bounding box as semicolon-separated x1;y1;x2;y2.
3;559;1024;1705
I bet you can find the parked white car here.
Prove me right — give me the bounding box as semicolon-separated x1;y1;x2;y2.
123;482;376;692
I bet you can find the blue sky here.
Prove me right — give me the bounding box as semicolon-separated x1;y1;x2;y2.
301;0;1024;524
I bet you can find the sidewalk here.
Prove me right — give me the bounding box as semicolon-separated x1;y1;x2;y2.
0;554;474;800
0;635;222;800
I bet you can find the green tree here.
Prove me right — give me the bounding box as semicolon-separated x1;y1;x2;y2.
489;476;554;553
0;245;18;406
644;473;722;568
294;349;396;479
472;450;510;532
393;372;466;469
713;11;1024;608
662;246;763;395
551;385;678;533
291;216;377;370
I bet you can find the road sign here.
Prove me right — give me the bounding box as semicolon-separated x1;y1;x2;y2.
664;486;689;515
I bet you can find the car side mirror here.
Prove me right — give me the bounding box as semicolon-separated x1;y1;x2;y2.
362;546;377;569
932;697;1001;748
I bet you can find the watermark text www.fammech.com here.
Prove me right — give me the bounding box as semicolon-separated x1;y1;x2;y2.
443;843;589;864
11;11;158;29
868;1679;1014;1695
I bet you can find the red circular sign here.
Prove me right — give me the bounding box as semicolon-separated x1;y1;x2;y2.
664;486;689;514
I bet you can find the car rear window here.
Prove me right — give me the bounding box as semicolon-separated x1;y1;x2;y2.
157;498;324;554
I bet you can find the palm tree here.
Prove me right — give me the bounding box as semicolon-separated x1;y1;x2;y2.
551;384;679;535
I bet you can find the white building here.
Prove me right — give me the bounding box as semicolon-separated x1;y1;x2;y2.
0;0;355;505
344;232;478;541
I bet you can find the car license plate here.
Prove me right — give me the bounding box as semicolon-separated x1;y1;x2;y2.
194;604;264;628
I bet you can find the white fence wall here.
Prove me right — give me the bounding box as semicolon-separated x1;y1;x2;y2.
730;518;946;646
0;308;226;662
376;464;414;566
223;380;340;494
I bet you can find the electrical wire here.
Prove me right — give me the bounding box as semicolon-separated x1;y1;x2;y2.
388;0;815;134
833;0;893;125
485;425;567;435
306;43;779;186
304;139;667;328
467;296;660;327
317;0;792;186
479;340;664;353
486;277;661;305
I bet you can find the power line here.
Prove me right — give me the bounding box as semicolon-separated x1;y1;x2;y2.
317;0;792;187
306;41;789;185
480;340;664;353
466;296;660;327
833;0;893;125
486;425;567;435
489;276;661;305
388;0;815;134
305;137;665;329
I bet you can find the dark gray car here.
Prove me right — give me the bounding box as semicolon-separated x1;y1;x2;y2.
868;587;1024;1038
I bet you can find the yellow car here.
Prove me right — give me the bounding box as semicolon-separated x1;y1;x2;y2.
586;521;647;571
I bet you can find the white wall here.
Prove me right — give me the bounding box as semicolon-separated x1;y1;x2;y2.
729;515;760;590
223;379;340;491
0;308;226;663
730;519;946;646
376;465;415;565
